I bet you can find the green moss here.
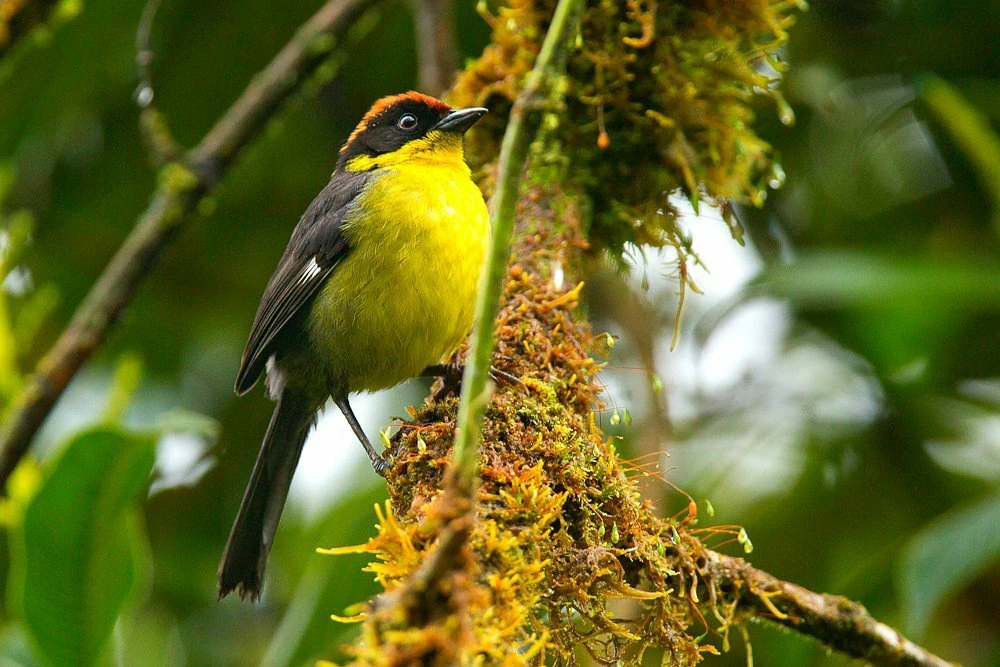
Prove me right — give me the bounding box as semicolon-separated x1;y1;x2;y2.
157;162;198;195
449;0;804;285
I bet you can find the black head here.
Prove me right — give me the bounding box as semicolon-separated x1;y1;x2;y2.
337;92;486;171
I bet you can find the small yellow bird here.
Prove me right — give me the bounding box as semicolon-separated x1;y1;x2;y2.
218;92;489;600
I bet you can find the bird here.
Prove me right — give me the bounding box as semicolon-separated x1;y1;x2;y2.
218;92;490;601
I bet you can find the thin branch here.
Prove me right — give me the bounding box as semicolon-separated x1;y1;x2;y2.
410;0;456;96
0;0;381;489
450;0;581;488
919;75;1000;233
190;0;378;182
135;0;183;166
707;550;956;667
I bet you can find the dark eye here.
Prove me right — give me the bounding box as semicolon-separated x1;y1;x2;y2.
397;114;418;131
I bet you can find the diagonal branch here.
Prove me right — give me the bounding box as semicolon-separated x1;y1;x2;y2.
333;1;955;663
707;550;955;667
0;0;381;489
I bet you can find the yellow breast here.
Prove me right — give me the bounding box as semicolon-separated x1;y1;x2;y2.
307;158;489;392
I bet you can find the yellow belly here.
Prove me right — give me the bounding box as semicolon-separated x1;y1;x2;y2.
306;160;489;392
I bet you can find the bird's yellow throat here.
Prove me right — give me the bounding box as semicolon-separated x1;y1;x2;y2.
343;131;466;172
307;139;490;391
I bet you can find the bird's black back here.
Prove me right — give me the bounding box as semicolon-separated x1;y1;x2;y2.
234;169;372;395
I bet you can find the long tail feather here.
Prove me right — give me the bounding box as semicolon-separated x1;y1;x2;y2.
217;390;313;600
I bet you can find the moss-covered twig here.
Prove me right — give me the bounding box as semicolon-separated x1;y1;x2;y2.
707;551;955;667
0;0;381;490
451;0;581;489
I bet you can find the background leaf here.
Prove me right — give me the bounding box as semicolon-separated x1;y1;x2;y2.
898;492;1000;638
11;427;155;666
755;252;1000;309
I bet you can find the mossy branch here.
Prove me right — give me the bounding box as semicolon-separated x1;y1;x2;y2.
0;0;382;490
451;0;581;489
708;551;954;667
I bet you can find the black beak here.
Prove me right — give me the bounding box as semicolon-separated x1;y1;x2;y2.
433;107;488;134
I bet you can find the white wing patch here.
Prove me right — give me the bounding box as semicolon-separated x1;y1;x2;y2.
298;257;322;285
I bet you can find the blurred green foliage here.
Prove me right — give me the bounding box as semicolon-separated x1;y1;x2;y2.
899;491;1000;638
14;427;155;666
0;0;997;665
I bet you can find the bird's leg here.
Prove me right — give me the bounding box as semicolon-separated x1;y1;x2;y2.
331;390;388;477
421;363;465;395
421;361;521;399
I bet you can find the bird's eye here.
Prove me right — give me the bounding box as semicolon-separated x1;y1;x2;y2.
397;114;418;131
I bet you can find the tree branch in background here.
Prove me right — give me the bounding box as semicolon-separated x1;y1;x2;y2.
0;0;382;489
409;0;455;96
0;0;61;59
135;0;183;166
708;551;955;667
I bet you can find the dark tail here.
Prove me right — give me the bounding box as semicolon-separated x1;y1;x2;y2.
218;390;313;601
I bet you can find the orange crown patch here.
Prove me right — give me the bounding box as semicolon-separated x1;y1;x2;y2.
341;91;452;152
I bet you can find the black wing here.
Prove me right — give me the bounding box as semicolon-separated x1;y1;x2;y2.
234;170;371;395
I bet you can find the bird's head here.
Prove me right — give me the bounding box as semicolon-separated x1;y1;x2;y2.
337;92;487;172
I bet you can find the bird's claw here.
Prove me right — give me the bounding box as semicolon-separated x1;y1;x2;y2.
371;455;389;477
426;362;522;400
488;367;521;387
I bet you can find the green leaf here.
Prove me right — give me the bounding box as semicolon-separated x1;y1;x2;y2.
898;492;1000;638
11;427;156;667
260;483;385;667
919;75;1000;233
755;252;1000;308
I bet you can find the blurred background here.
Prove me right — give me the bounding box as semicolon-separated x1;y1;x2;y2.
1;0;998;665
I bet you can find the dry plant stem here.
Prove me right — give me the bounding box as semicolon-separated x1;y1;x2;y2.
410;0;456;96
0;0;381;489
708;551;956;667
451;0;581;489
0;0;61;58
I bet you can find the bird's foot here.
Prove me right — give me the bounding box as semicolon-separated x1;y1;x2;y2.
370;454;389;477
423;361;522;400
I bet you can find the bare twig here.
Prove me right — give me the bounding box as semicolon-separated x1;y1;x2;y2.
450;0;581;488
135;0;182;165
707;550;956;667
410;0;456;96
0;0;381;489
